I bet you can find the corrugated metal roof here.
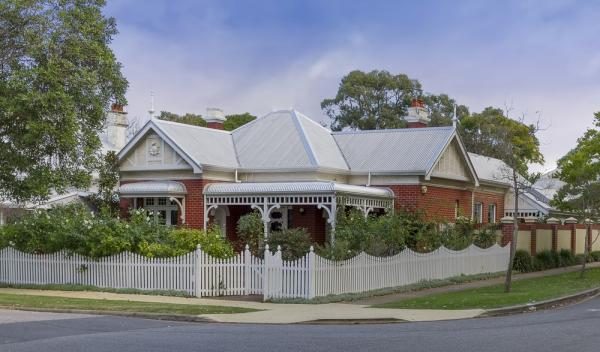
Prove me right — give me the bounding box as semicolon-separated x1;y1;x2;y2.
232;111;313;169
333;127;455;173
232;110;348;171
154;119;239;169
204;182;394;198
119;181;187;196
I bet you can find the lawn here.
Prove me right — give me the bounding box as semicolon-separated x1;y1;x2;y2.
0;293;257;315
373;268;600;310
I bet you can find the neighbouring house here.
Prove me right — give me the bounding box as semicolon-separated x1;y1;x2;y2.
116;102;508;244
0;104;130;224
468;153;570;221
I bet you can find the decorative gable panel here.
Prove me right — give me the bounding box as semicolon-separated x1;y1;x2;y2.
120;133;191;171
432;140;470;181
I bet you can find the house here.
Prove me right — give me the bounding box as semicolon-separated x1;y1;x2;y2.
468;153;569;220
117;103;507;243
0;104;130;224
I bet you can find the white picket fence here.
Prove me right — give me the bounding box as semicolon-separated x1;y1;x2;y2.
0;244;509;300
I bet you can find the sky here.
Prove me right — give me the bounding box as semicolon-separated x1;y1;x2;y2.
104;0;600;172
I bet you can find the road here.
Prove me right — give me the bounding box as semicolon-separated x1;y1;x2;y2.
1;296;600;352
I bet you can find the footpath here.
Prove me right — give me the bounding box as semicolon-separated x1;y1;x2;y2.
1;263;598;324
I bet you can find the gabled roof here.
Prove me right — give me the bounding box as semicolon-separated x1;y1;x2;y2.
333;127;456;175
117;110;477;184
232;110;348;171
468;153;512;187
117;119;239;171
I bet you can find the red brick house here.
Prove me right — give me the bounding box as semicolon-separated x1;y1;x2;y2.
117;106;507;243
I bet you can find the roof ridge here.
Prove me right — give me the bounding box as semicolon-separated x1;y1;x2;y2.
154;118;232;134
291;110;319;167
331;126;454;135
293;110;333;133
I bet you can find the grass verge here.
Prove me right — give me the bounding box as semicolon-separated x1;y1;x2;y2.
0;283;192;297
374;268;600;310
0;293;257;315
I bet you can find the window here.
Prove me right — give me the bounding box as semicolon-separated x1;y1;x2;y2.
143;197;179;226
473;202;483;224
488;204;497;224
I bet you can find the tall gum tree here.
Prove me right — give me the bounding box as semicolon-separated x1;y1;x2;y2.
0;0;128;204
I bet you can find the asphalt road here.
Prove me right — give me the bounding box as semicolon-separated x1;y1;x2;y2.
1;296;600;352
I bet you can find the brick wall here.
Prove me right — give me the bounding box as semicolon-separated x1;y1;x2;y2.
388;184;472;222
290;205;327;244
473;191;505;224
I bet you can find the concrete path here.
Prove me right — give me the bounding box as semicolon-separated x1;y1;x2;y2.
0;288;482;323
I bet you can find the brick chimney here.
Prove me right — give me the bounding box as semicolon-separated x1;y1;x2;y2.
404;99;430;128
106;103;129;150
204;108;226;130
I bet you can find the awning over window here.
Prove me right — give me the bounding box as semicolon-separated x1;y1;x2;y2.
119;181;187;198
203;181;393;198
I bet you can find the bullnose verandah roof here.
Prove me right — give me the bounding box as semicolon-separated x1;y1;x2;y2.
203;182;394;199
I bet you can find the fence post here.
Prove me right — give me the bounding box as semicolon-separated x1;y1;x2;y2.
195;245;202;298
262;244;270;302
308;246;315;299
244;244;251;296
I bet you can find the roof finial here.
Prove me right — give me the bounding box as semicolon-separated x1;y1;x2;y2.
452;103;458;128
148;91;156;119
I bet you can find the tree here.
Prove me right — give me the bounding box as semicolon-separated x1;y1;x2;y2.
321;70;420;130
0;0;128;203
553;112;600;277
459;107;543;175
223;113;256;131
157;111;206;127
422;94;469;127
90;151;120;213
484;110;544;292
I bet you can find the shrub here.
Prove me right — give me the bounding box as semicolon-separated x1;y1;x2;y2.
236;211;264;255
533;250;560;271
473;225;499;249
267;228;312;260
513;250;534;272
558;249;576;267
1;204;233;259
138;227;234;259
590;251;600;262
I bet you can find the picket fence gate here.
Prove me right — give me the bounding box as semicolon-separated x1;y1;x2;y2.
0;244;509;300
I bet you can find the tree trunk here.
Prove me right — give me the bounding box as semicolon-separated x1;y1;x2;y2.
580;222;590;278
504;176;520;293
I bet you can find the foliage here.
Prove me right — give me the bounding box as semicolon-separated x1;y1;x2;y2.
459;107;544;175
512;250;534;273
157;111;206;127
89;151;120;214
558;249;576;267
590;251;600;261
533;250;560;271
138;227;234;259
553;112;600;218
223;113;256;131
267;228;312;261
157;111;256;131
0;204;233;258
236;211;264;255
0;0;128;203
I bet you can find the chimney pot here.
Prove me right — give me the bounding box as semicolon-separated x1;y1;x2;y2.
205;108;226;130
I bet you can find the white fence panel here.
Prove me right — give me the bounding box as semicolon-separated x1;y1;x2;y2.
0;247;196;295
1;243;509;301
